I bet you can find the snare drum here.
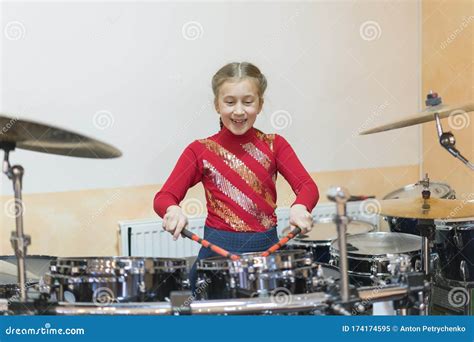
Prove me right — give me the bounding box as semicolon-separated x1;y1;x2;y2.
435;219;474;283
45;257;186;303
330;232;422;286
285;218;375;263
383;182;455;235
230;250;313;297
196;250;315;299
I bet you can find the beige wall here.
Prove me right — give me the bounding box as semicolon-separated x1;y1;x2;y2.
7;0;472;258
0;165;419;257
421;0;474;199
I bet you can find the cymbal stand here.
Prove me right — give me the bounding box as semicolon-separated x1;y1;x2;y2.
1;141;29;301
416;174;435;279
327;186;351;302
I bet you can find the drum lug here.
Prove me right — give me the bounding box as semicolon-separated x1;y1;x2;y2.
181;278;191;289
460;260;469;282
414;259;422;272
195;278;206;288
230;277;236;289
453;232;463;249
370;263;378;277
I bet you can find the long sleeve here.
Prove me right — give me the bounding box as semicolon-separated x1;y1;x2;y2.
274;135;319;212
153;143;202;218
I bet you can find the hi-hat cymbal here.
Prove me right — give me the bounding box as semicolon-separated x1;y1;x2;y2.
359;102;474;135
0;114;122;158
378;197;474;220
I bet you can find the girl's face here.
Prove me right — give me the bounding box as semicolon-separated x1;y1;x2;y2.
214;78;263;135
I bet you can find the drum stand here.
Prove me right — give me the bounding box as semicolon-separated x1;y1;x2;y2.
1;142;30;301
327;186;431;316
417;219;435;278
327;186;352;302
415;175;435;276
415;218;435;316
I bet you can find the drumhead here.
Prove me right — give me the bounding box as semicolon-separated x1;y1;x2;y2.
0;260;38;285
0;255;56;280
287;218;375;244
383;182;454;200
239;249;307;260
52;257;187;275
331;232;422;257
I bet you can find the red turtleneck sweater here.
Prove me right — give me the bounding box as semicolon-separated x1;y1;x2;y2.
153;127;319;232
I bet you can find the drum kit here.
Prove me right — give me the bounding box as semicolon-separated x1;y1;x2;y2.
0;93;473;315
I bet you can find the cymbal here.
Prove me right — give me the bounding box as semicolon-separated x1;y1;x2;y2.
0;114;122;158
378;197;474;220
359;102;474;135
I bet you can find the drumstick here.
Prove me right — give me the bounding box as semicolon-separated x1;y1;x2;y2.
260;227;302;257
180;228;240;261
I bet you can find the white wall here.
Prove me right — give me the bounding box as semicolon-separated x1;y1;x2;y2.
1;1;420;195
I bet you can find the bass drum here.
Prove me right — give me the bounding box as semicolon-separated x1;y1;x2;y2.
383;182;455;235
285;217;375;263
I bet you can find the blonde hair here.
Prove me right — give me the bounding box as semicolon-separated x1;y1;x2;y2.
212;62;267;128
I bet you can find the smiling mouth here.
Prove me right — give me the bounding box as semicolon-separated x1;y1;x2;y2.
231;119;247;124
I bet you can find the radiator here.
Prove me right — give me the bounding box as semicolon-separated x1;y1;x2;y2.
118;202;379;258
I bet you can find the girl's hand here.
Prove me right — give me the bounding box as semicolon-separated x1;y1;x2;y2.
289;204;313;234
162;205;188;240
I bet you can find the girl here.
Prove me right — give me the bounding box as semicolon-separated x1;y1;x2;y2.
154;62;319;290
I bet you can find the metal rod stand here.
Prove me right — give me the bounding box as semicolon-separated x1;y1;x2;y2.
1;142;30;301
327;186;351;302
